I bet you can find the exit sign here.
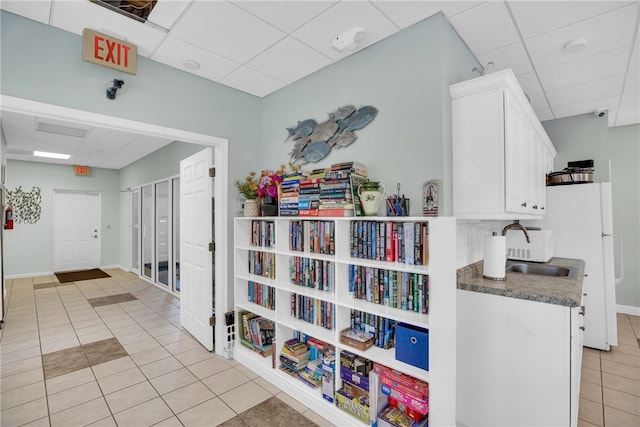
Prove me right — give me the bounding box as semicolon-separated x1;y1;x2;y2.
74;165;90;176
82;28;137;75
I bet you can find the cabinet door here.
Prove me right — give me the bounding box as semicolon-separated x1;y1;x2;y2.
570;303;585;427
504;92;530;213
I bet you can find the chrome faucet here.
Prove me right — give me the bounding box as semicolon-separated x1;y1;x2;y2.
502;222;531;243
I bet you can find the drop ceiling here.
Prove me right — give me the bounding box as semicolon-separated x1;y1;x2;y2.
1;0;638;169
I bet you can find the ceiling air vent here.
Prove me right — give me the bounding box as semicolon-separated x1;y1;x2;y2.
89;0;157;23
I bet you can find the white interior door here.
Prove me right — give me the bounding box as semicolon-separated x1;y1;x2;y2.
54;191;100;272
180;148;213;351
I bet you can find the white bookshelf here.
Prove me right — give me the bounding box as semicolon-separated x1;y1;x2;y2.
233;216;456;426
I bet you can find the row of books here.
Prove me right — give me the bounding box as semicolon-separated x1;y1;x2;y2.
249;220;275;248
289;256;335;292
350;309;396;350
247;250;275;279
238;310;274;356
350;220;429;266
290;293;335;330
279;172;306;217
288;220;335;255
247;281;275;310
349;266;429;314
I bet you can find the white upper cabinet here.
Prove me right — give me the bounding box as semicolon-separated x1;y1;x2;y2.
450;69;556;220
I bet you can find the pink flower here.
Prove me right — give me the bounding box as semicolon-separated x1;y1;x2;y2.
257;170;283;199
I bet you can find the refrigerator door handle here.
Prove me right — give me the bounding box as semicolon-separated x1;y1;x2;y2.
607;234;624;285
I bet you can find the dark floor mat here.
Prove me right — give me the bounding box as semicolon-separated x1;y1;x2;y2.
219;396;319;427
54;268;111;283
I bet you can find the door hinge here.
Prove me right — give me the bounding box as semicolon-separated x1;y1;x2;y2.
209;316;216;327
209;167;216;177
209;241;215;252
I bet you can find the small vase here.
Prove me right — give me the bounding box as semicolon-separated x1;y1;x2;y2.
260;196;278;216
358;182;386;216
243;199;259;217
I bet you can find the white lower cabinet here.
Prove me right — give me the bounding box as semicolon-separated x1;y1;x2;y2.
457;290;584;427
233;217;457;426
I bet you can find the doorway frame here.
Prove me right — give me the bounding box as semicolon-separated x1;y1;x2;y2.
1;95;230;357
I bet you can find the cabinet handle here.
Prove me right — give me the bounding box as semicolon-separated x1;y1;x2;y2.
583;293;587;297
579;326;586;331
533;205;538;210
541;206;545;210
579;306;585;316
521;202;527;207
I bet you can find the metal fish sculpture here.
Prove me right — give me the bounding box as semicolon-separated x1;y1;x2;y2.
327;105;355;122
328;131;357;148
284;119;317;143
309;120;339;143
285;105;378;164
337;105;378;134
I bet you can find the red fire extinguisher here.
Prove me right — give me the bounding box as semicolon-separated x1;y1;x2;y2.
4;206;13;230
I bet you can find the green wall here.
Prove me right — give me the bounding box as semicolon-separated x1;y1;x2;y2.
259;13;479;216
4;160;120;275
610;124;640;309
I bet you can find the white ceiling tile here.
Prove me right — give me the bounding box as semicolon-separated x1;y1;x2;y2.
6;137;34;148
535;108;554;122
449;1;520;55
232;1;337;33
292;1;398;61
0;112;36;138
1;0;51;24
477;42;533;75
620;90;639;109
624;72;640;92
615;106;640;126
524;3;638;70
537;46;630;91
551;95;620;119
508;1;633;38
220;66;287;97
371;1;481;29
246;36;331;84
546;75;625;107
50;0;167;56
516;71;544;95
170;1;285;64
629;43;639;73
146;0;193;31
525;91;550;113
151;36;241;81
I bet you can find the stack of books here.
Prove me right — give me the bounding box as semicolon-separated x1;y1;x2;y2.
279;339;314;386
279;172;306;216
298;176;323;216
318;162;367;217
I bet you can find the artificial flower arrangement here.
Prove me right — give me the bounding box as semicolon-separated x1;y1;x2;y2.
258;169;284;199
235;171;259;200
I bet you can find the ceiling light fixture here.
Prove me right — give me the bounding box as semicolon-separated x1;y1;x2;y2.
331;27;366;52
182;60;201;70
33;151;71;160
563;38;588;52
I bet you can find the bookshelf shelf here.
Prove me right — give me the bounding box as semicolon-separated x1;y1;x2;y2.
234;217;456;426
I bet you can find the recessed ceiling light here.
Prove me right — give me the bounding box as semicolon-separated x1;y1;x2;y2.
33;151;72;160
563;38;588;52
182;60;201;70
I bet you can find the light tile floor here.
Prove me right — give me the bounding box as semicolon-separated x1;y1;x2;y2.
0;269;333;427
578;312;640;427
2;270;639;427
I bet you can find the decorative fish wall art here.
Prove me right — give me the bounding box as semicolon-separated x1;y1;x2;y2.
284;105;378;164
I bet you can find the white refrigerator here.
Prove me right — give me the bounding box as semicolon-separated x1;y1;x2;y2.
528;182;620;350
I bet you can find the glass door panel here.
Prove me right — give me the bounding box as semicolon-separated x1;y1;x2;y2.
142;185;153;280
172;178;180;293
131;189;140;273
156;181;170;287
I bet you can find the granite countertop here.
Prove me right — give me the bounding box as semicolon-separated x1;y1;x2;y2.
457;257;585;307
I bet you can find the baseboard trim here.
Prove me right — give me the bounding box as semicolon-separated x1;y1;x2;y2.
617;304;640;316
6;271;54;279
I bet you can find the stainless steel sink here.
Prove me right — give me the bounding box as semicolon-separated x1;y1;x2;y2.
506;263;577;279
